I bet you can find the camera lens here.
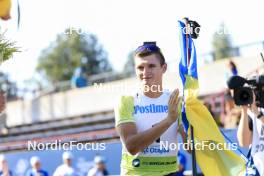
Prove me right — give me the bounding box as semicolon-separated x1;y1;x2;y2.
239;91;250;101
234;87;253;105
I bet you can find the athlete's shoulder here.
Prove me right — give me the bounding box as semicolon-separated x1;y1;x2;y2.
114;93;136;127
115;93;135;106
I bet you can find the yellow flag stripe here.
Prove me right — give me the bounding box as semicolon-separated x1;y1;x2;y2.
184;75;245;176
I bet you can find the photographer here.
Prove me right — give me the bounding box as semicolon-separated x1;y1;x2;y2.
237;93;264;175
227;74;264;175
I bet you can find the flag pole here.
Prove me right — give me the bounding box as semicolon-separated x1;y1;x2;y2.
183;17;198;176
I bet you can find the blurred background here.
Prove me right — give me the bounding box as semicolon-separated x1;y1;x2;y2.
0;0;264;175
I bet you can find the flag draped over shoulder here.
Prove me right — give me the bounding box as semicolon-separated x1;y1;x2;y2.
178;20;245;176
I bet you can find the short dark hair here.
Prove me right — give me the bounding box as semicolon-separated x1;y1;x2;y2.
134;42;166;66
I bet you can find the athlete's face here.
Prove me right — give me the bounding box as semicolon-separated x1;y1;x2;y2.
135;54;167;87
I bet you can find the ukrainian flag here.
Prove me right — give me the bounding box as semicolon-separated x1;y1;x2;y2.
178;20;245;176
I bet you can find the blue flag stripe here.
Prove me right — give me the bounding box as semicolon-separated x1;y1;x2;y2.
178;20;198;132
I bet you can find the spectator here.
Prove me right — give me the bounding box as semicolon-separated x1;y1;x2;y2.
224;60;238;84
87;155;108;176
223;60;239;125
224;60;239;86
53;151;78;176
26;156;48;176
0;92;5;113
228;60;238;76
224;89;235;112
71;67;88;88
0;155;12;176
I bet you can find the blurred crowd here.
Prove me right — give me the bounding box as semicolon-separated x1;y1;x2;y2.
0;152;109;176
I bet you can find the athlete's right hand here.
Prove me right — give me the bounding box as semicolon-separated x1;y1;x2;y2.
167;89;181;123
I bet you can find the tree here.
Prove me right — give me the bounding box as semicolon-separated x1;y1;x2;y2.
122;51;135;77
0;31;19;63
212;23;234;60
37;28;112;83
0;31;19;101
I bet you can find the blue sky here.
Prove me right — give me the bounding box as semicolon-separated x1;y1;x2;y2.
0;0;264;84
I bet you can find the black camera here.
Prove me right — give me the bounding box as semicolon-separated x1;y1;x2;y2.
227;75;264;107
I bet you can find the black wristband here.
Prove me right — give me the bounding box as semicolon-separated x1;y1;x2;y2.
257;111;263;119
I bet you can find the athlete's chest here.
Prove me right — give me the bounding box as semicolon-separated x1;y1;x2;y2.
133;99;169;131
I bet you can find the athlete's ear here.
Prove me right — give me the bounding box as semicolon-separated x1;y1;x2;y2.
162;63;167;73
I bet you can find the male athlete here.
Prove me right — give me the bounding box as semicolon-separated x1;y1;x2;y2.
115;42;186;176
